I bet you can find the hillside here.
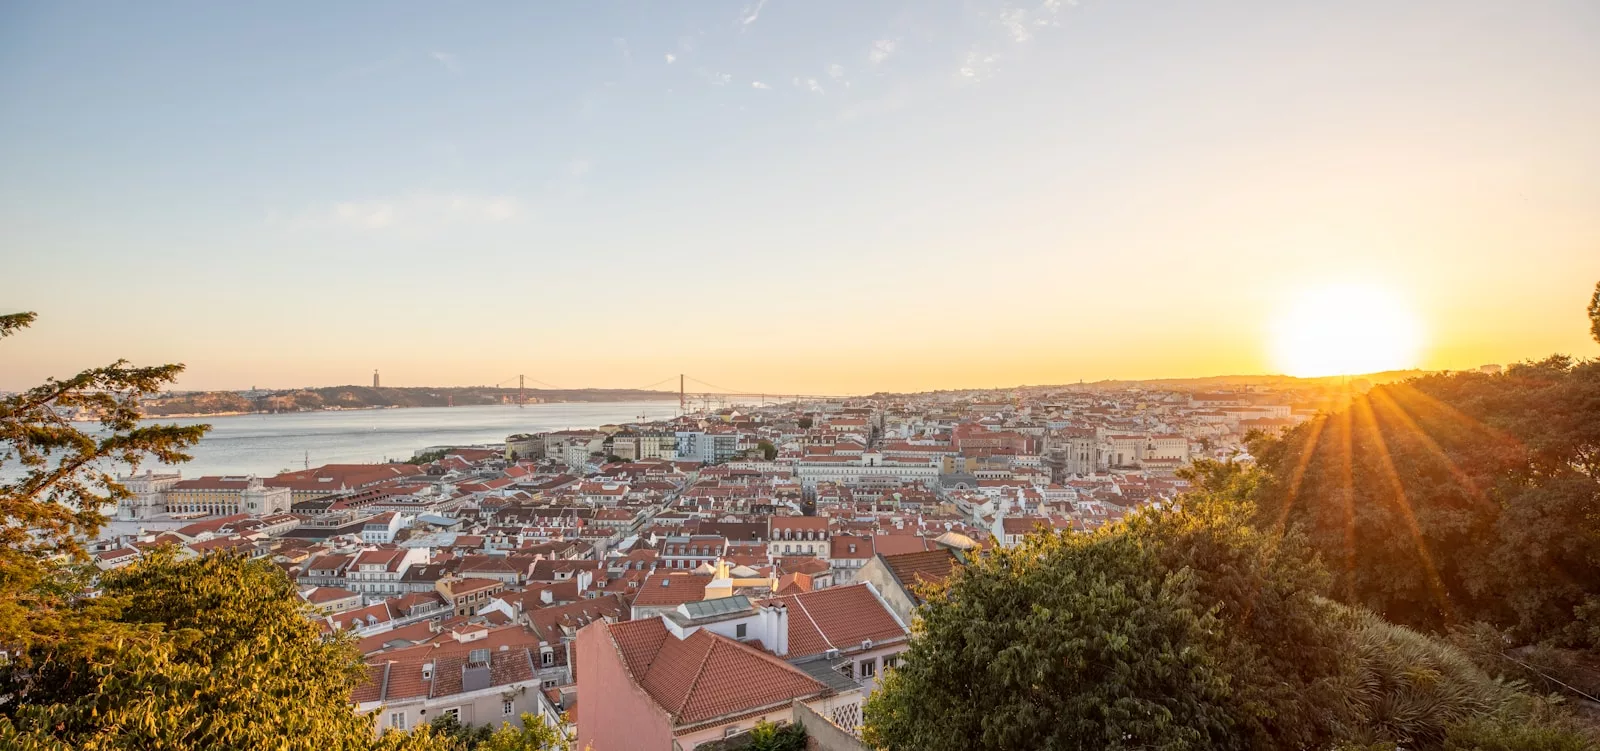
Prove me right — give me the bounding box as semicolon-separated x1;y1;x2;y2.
140;385;675;416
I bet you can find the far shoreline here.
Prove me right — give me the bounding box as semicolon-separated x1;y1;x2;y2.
107;399;679;422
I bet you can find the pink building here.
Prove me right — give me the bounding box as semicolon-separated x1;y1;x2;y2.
577;617;859;750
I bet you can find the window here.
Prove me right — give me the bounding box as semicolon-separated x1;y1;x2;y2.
503;700;515;717
469;648;489;664
541;650;554;666
542;679;559;689
883;655;900;671
724;726;741;738
442;707;460;721
859;659;876;678
735;623;747;639
389;711;407;730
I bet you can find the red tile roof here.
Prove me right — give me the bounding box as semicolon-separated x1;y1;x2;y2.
880;549;960;598
761;583;906;658
601;619;828;725
632;573;713;608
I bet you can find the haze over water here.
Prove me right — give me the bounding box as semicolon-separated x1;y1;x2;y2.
138;402;675;479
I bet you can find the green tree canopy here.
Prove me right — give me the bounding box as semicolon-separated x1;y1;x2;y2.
0;312;445;750
864;526;1237;750
1;550;444;750
864;462;1597;750
1588;280;1600;345
1249;357;1600;645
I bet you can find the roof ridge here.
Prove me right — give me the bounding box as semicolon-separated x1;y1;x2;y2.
787;591;833;651
672;633;721;719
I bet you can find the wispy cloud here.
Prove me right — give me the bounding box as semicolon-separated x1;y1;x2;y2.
996;0;1066;43
429;51;461;73
958;48;1000;83
701;70;733;86
613;37;632;64
869;39;897;65
794;77;825;94
751;81;771;90
739;0;768;28
334;202;397;229
828;64;846;80
291;194;521;232
665;53;677;64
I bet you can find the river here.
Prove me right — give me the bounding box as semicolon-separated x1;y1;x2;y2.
134;401;677;478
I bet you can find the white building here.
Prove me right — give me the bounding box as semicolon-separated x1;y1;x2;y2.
675;432;740;465
116;470;182;520
361;512;410;544
241;477;292;516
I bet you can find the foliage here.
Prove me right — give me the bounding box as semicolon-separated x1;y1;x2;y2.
1122;461;1362;748
1442;694;1594;751
1249;355;1600;645
863;460;1597;750
1588;281;1600;345
1337;608;1518;747
863;521;1239;750
757;439;777;461
0;312;439;750
0;550;444;750
745;720;806;751
0;312;208;653
413;448;451;464
430;715;492;750
473;713;570;751
796;416;813;429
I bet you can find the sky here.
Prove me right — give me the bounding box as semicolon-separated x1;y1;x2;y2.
3;1;1598;395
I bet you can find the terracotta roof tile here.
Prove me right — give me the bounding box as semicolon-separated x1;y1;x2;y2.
602;619;827;725
880;549;960;598
632;573;713;608
761;583;906;659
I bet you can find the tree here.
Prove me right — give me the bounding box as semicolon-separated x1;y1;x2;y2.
474;714;570;751
864;526;1240;750
430;715;492;750
745;720;806;751
0;312;442;751
863;461;1596;750
0;311;207;655
1117;461;1359;749
757;439;777;461
1249;356;1600;644
1;548;447;750
796;416;813;429
1589;280;1600;345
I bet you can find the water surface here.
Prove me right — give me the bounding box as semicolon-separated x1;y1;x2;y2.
138;401;676;478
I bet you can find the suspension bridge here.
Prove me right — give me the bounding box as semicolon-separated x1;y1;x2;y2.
489;373;847;414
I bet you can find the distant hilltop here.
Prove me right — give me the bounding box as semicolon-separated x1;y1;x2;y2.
140;385;675;417
1080;369;1436;390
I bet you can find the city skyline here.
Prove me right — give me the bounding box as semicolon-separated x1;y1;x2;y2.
4;1;1599;393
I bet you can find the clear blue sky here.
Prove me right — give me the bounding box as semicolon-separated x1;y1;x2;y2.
4;1;1598;393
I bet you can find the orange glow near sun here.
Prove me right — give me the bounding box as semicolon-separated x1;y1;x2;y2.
1272;283;1424;378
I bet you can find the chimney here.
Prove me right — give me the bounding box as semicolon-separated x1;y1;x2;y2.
760;603;789;657
577;569;593;592
540;589;553;605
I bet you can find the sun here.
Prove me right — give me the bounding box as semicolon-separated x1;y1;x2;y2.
1271;283;1424;378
